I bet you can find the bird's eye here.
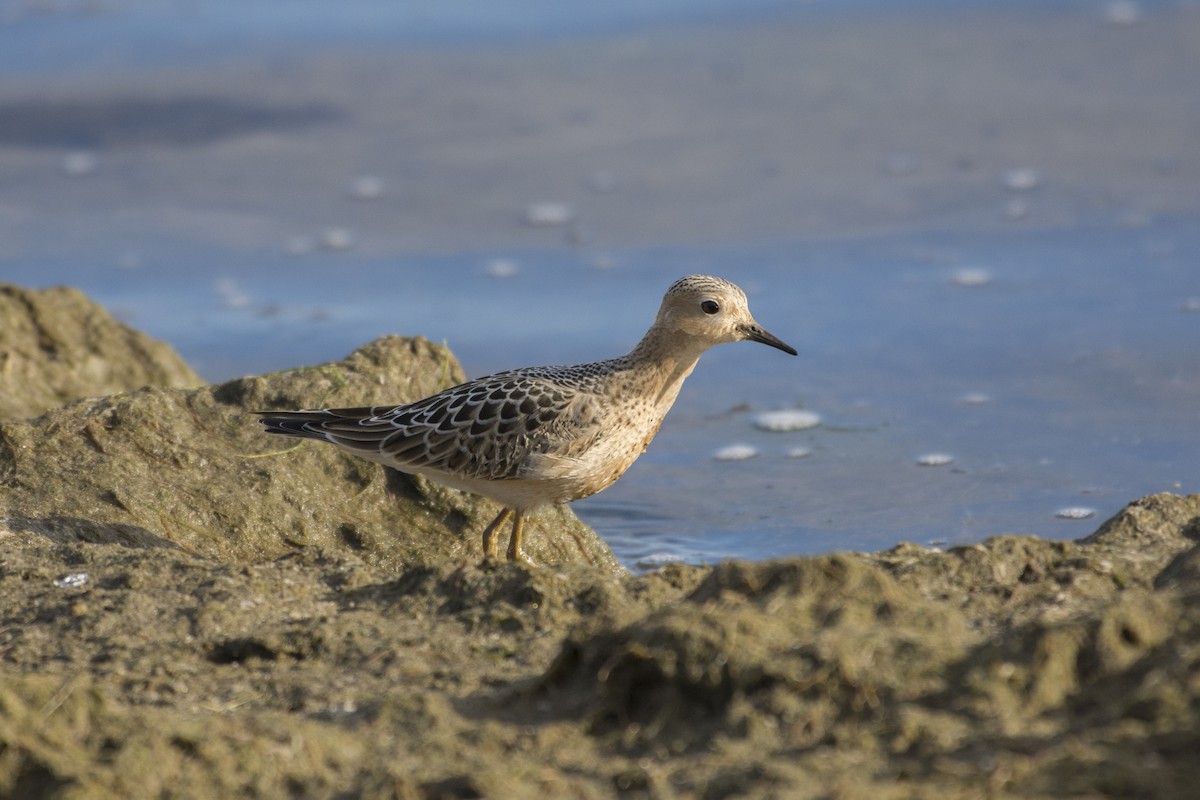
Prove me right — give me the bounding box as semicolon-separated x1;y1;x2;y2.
700;300;720;315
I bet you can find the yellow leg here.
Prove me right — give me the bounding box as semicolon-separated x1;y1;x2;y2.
506;511;533;564
481;508;512;560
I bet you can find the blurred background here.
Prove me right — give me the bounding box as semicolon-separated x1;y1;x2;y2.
1;0;1197;568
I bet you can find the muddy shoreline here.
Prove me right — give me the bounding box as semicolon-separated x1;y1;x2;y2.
1;283;1198;798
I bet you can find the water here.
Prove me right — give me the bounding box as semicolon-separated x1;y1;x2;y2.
1;0;1186;73
6;220;1197;568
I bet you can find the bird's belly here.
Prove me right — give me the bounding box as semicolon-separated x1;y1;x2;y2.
551;419;661;499
394;456;628;512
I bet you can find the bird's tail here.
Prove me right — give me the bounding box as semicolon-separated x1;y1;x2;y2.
255;407;377;441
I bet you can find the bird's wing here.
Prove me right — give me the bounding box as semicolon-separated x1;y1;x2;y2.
260;371;601;480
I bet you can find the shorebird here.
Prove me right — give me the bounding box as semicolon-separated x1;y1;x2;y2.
258;275;796;563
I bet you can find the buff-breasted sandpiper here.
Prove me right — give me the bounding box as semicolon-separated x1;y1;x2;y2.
258;275;796;563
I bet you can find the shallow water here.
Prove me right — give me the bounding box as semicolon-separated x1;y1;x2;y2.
7;218;1197;568
0;0;1122;73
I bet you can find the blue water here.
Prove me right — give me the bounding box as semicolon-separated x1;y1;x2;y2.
0;0;1186;72
0;0;813;73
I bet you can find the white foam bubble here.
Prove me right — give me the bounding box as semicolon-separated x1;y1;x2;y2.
215;278;251;310
1003;167;1041;192
949;267;992;287
713;444;759;461
319;227;355;251
1055;507;1096;520
959;392;992;405
637;553;686;566
753;409;821;432
523;201;574;227
349;175;385;200
484;258;520;279
62;151;98;177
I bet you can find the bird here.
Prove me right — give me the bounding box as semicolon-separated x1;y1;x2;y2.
257;275;796;564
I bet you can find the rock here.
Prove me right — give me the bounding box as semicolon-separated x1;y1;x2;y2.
0;495;1198;797
0;333;618;571
1083;491;1200;552
535;555;971;749
0;282;202;420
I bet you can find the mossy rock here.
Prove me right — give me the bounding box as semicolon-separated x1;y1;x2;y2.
0;334;618;571
0;282;202;420
536;554;972;748
0;495;1199;798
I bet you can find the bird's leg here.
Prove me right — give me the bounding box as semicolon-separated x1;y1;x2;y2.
506;512;534;564
481;508;512;560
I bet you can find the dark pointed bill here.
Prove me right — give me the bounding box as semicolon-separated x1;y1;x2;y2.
743;323;798;356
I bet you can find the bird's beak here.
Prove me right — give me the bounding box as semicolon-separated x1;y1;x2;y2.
743;323;797;356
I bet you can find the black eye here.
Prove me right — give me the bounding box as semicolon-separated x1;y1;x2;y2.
700;300;720;315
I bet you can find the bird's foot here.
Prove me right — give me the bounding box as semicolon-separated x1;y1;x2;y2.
505;512;534;565
480;508;512;561
507;548;538;568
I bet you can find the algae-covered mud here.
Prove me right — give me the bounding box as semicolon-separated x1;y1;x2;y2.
0;283;201;421
2;285;1198;798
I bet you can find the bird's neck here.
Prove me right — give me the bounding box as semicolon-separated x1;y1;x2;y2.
625;326;707;406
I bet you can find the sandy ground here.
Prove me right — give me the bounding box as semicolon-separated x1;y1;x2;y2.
0;6;1197;263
